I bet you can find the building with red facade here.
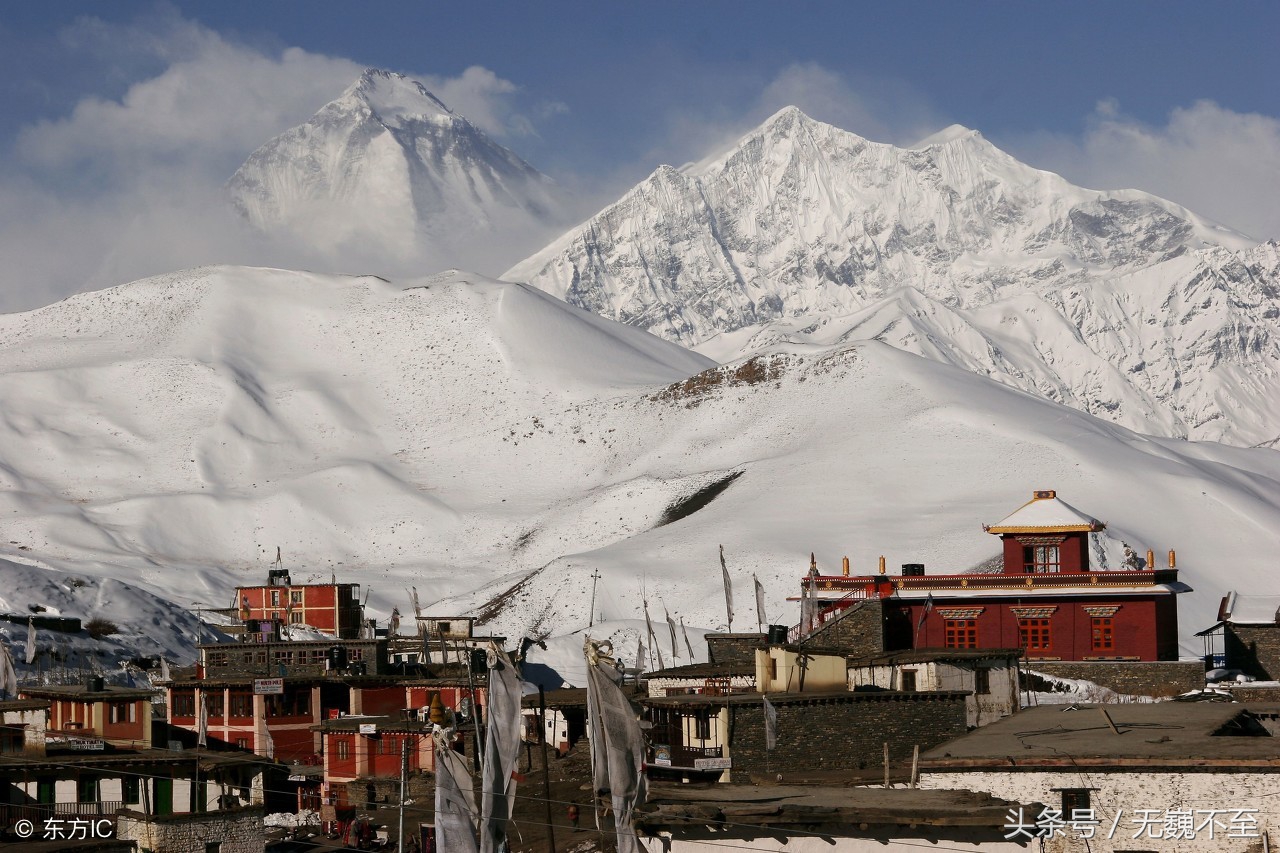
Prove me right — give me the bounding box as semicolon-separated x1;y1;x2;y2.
18;681;157;751
797;490;1189;663
235;569;364;639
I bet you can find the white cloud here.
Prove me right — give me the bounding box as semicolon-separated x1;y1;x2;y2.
1007;100;1280;241
0;15;567;314
756;62;944;145
419;65;565;140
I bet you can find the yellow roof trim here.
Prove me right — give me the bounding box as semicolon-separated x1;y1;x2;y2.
985;523;1101;534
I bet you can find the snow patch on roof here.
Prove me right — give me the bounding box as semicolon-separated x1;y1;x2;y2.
1224;593;1280;624
986;492;1103;532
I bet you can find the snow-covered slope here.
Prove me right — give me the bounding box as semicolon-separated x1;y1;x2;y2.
504;107;1280;445
0;558;225;680
1;265;1279;662
697;242;1280;445
228;69;565;271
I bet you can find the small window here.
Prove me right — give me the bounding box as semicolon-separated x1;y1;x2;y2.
1022;545;1061;574
1019;618;1052;652
205;842;222;853
768;656;778;682
693;712;711;740
270;590;280;607
290;591;303;604
974;667;991;695
337;739;350;760
172;691;196;718
945;619;978;649
77;776;98;803
437;622;451;635
1091;617;1114;651
124;777;140;804
0;728;24;754
290;611;303;624
1061;788;1091;814
229;692;253;718
901;670;917;691
234;737;249;750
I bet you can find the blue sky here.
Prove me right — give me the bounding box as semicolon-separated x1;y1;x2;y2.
1;2;1278;310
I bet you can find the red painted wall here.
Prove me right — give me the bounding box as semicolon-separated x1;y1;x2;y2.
999;532;1089;574
897;594;1171;660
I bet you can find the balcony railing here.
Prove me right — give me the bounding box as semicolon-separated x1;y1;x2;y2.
809;569;1178;595
0;801;124;823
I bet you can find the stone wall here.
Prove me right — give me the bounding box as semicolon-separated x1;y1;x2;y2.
1027;660;1204;697
725;692;967;784
920;768;1280;852
344;772;433;808
116;806;264;853
705;634;765;665
805;599;884;656
1226;624;1280;680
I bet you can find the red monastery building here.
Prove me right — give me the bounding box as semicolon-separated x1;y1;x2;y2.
236;568;364;639
799;490;1189;662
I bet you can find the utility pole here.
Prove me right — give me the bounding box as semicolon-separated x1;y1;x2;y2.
588;569;601;628
539;687;558;853
398;737;408;853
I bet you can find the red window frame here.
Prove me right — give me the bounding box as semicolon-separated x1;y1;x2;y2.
945;618;978;649
1091;617;1114;651
1019;618;1052;651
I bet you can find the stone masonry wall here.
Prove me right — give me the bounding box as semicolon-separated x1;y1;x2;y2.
1028;661;1204;697
1226;624;1280;680
805;599;884;656
705;634;766;665
345;772;433;808
116;806;264;853
920;769;1280;852
726;692;967;784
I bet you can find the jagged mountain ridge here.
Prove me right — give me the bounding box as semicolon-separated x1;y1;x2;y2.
228;69;564;268
505;107;1279;444
704;242;1280;445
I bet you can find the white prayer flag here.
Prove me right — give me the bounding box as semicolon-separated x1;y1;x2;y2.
0;644;17;698
435;730;480;853
480;647;521;853
720;545;734;631
763;695;779;750
584;639;647;853
25;618;37;666
754;574;768;631
643;601;665;670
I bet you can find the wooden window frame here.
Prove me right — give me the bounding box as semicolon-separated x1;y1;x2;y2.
944;618;978;649
1091;617;1114;651
1019;618;1052;652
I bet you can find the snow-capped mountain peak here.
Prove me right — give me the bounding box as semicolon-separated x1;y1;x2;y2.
227;68;567;273
504;107;1277;444
909;123;983;148
339;68;453;128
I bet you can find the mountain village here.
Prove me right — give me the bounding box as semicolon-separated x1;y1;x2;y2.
4;488;1280;851
1;36;1279;853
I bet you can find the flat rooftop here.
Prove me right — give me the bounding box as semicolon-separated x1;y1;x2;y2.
921;703;1280;768
637;783;1040;833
